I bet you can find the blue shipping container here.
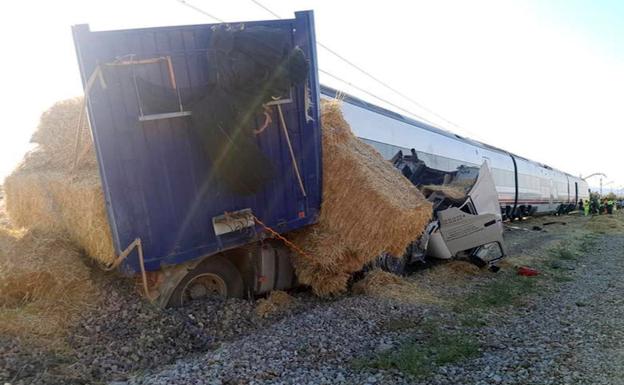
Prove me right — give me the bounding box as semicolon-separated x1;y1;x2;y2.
72;11;322;274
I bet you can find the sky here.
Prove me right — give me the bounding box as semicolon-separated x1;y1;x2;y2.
1;0;623;192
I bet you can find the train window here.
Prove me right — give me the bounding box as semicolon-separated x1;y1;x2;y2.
391;150;479;192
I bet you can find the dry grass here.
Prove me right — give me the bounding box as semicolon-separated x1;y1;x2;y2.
353;269;441;304
290;100;432;296
586;214;624;234
255;290;295;318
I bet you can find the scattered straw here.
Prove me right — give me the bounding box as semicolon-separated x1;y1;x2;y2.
498;254;536;270
289;100;432;296
255;290;295;318
0;226;98;345
420;184;468;200
445;260;482;275
423;260;483;282
352;269;440;304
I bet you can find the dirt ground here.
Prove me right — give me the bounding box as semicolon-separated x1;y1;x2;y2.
1;191;621;385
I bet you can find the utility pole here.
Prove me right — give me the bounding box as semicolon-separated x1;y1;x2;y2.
603;181;614;195
582;173;607;195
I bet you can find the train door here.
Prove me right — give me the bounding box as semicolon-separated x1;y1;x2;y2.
549;176;555;211
567;178;571;204
575;182;579;204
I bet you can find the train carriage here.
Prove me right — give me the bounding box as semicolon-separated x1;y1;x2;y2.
321;86;589;218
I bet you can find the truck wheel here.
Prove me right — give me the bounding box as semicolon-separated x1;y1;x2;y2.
167;256;244;307
378;252;408;276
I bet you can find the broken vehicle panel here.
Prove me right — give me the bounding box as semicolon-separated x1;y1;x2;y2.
391;156;506;265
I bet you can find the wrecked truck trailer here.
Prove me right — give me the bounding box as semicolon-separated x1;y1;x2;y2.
73;11;322;306
73;10;505;306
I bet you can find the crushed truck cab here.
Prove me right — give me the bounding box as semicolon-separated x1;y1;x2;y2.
434;163;506;264
393;154;506;267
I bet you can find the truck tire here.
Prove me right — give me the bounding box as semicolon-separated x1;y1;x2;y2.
378;252;408;276
167;255;244;307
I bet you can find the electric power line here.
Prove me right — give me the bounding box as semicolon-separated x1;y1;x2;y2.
249;0;281;18
247;0;481;138
177;0;225;22
316;41;466;130
175;0;476;138
319;69;440;127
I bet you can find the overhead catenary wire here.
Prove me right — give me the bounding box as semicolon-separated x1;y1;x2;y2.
175;0;480;139
177;0;225;22
246;0;483;139
319;69;440;127
175;0;440;126
315;41;468;131
249;0;280;18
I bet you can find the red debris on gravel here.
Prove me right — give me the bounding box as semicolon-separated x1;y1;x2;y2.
517;266;540;276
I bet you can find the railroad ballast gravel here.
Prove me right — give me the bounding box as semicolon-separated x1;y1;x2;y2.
4;222;624;385
130;235;624;385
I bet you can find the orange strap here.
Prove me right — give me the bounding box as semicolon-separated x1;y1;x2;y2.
252;214;312;260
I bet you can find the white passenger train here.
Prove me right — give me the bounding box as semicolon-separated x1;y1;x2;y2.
322;86;589;218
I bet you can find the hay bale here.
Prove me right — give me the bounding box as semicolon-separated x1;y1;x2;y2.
28;97;97;171
255;290;295;318
0;228;90;306
4;97;115;265
290;100;432;296
5;171;114;265
0;227;98;342
0;102;103;344
0;186;8;228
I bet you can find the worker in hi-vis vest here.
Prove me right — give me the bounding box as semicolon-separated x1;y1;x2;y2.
584;199;590;216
